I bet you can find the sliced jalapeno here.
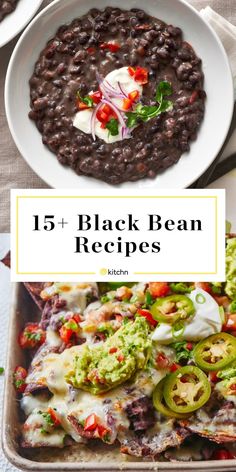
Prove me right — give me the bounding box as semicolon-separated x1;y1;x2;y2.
163;366;211;414
150;294;195;325
153;379;190;419
194;333;236;372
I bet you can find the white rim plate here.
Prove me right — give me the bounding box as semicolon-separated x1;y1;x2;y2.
5;0;234;189
0;0;43;48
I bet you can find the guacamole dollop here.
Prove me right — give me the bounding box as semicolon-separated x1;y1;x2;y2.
225;238;236;299
66;317;151;394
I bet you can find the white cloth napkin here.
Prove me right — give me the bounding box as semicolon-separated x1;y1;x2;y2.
200;6;236;93
200;6;236;161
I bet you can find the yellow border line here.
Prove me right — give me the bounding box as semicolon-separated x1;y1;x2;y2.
16;195;218;276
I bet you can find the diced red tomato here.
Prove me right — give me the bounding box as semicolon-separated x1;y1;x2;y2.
100;42;121;52
137;309;157;327
117;354;125;362
156;352;170;369
59;325;73;343
48;408;61;427
76;99;90;111
194;282;212;293
224;314;236;332
73;314;82;324
189;90;198;105
209;371;219;383
128;66;135;77
84;414;98;431
18;323;46;350
128;66;148;84
122;98;133;110
97;424;110;438
170;363;181;372
14;366;27;393
96;104;117;128
212;449;235;460
148;282;170;298
186;343;193;351
109;347;117;354
87;47;96;54
128;90;140;101
90;90;102;104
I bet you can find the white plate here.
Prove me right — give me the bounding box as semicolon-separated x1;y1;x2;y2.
5;0;234;189
0;0;43;48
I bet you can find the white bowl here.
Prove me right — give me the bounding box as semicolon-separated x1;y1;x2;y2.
5;0;234;189
0;0;43;48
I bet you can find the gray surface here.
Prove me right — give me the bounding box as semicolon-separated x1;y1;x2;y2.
0;0;235;232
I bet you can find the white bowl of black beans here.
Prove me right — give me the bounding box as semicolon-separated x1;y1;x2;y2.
0;0;43;48
5;0;234;188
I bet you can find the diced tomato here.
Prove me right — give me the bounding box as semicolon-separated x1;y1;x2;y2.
128;66;135;77
209;371;219;383
73;314;82;324
100;42;121;52
115;314;123;322
59;325;73;343
90;90;102;104
87;47;96;54
186;343;193;351
128;66;148;84
48;408;61;427
97;424;110;438
18;323;46;350
122;98;133;110
117;354;125;362
97;109;109;123
189;90;199;105
148;282;170;298
137;309;157;327
156;352;170;369
224;314;236;332
14;366;27;393
194;282;211;293
76;99;90;110
96;104;117;128
84;414;98;431
128;90;140;101
109;347;118;354
170;363;181;372
212;449;235;460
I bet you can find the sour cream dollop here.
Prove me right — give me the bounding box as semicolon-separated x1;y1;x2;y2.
73;67;143;144
152;288;222;345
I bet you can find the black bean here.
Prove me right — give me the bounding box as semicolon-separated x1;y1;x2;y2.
78;32;89;44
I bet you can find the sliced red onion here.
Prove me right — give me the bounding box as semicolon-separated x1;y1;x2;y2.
90;102;103;141
118;81;128;97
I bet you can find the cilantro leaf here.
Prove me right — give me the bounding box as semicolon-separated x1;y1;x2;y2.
125;80;173;128
76;91;94;108
170;283;193;294
171;341;193;362
0;367;4;375
155;81;173;102
126;112;138;128
106;118;119;136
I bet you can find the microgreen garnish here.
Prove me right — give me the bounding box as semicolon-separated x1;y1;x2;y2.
125;81;173;128
106;118;119;136
0;367;4;375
